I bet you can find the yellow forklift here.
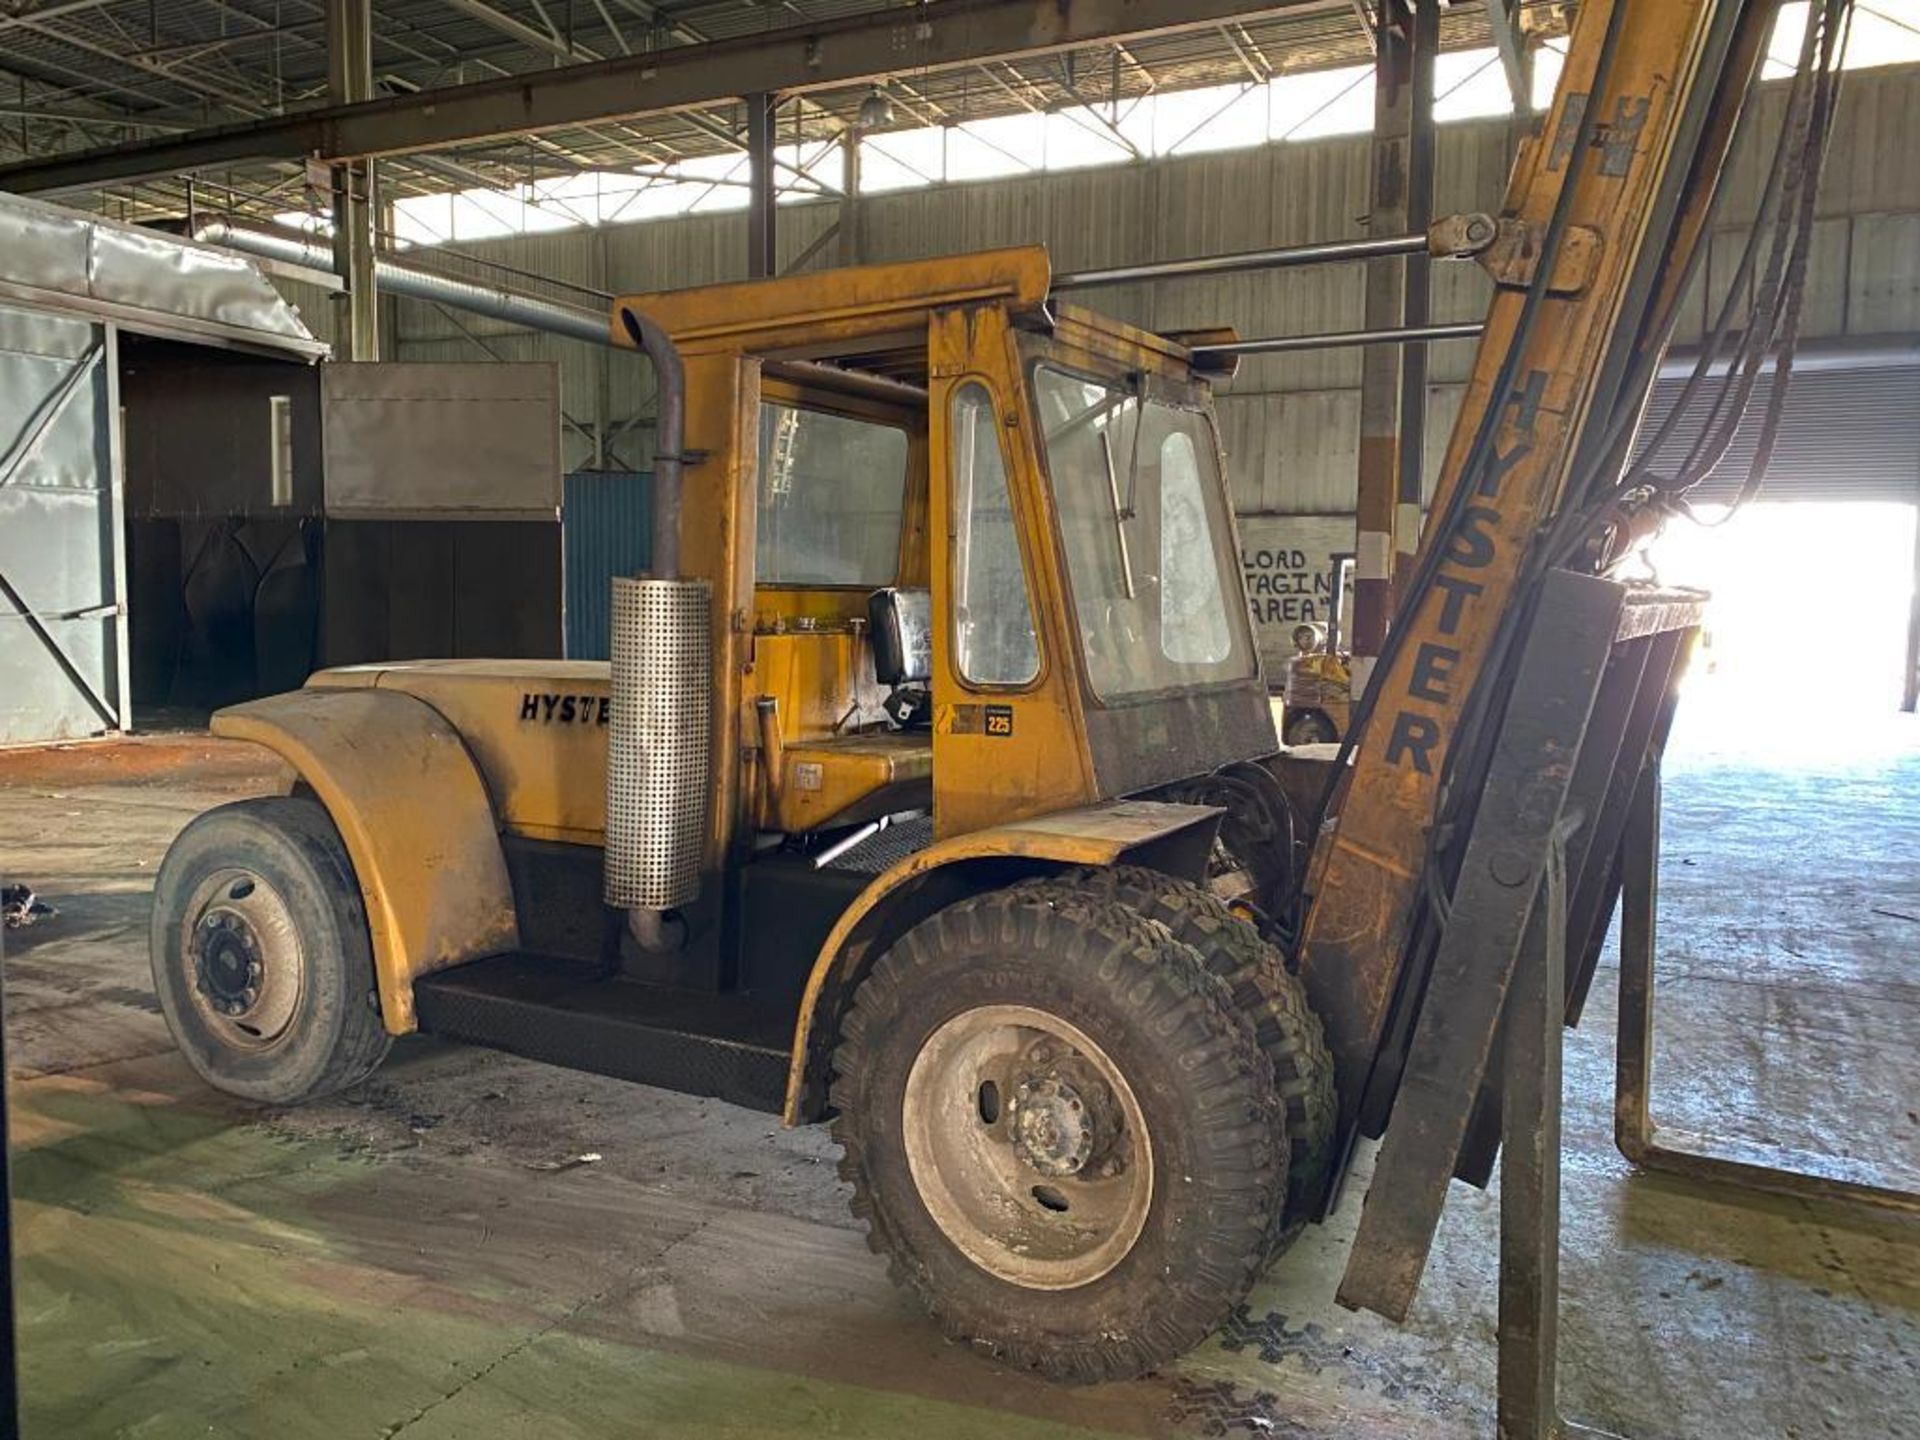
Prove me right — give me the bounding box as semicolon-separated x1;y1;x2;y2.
151;246;1333;1381
147;0;1850;1419
1279;553;1355;746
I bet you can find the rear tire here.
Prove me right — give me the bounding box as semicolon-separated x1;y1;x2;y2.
1042;866;1335;1263
831;884;1283;1383
1155;765;1298;917
149;796;391;1105
1284;709;1340;747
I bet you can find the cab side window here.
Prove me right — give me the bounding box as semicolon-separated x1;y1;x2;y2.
949;382;1040;686
1158;429;1234;665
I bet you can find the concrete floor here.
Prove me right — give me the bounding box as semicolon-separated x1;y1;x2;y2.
2;708;1916;1439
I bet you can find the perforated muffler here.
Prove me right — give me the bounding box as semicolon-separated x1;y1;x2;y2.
604;575;711;911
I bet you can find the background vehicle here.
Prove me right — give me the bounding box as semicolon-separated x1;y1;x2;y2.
1279;553;1354;746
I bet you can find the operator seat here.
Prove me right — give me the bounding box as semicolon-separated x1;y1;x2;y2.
754;587;935;833
868;586;933;728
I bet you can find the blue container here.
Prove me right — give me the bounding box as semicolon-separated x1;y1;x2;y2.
562;470;652;660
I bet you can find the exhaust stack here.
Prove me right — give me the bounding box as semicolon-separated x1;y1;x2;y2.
605;574;710;916
604;305;709;927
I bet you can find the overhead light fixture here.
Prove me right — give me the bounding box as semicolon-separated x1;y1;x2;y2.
857;87;895;131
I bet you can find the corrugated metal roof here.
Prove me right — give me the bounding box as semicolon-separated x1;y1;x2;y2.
1;0;1571;224
382;62;1920;518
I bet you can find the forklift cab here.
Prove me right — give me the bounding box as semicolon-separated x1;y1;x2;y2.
192;245;1293;1119
645;245;1276;863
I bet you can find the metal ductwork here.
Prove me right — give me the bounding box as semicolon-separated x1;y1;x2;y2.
191;220;611;347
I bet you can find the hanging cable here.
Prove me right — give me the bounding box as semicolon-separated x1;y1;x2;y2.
1295;0;1858;961
1428;0;1857;942
1555;0;1855;557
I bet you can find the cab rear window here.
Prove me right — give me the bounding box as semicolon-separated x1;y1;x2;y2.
755;403;909;586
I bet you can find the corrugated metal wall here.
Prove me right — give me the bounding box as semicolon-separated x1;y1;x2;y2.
1639;366;1920;504
0;303;125;743
387;64;1920;520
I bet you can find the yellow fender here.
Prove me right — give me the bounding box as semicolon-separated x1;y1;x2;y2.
781;799;1222;1123
213;687;519;1034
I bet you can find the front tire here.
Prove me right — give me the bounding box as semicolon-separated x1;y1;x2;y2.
1040;867;1335;1262
149;796;391;1105
831;885;1283;1383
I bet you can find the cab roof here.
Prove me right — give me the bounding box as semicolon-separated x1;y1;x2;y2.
610;244;1236;385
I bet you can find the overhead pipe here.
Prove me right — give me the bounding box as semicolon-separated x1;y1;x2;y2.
1052;216;1497;293
192;219;611;346
1054;233;1432;292
1192;321;1487;357
1190;325;1920;367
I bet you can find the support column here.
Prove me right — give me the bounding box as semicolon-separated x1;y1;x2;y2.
326;0;377;360
839;128;863;268
1904;494;1919;713
1395;0;1438;590
593;228;612;472
0;921;17;1440
1351;0;1417;683
745;92;777;279
1485;0;1531;114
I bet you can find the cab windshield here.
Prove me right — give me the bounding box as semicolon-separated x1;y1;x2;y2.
1031;363;1256;701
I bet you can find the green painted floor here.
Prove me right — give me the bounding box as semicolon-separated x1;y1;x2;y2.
4;713;1917;1438
13;1072;1132;1440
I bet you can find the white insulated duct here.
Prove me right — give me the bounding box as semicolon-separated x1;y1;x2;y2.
191;220;612;347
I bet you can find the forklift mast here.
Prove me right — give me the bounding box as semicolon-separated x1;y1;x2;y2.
1297;0;1796;1159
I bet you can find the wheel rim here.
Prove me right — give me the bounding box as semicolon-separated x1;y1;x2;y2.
901;1004;1154;1291
180;867;305;1050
